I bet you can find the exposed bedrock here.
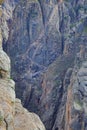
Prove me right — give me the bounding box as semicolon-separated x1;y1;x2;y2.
0;2;46;130
2;0;87;130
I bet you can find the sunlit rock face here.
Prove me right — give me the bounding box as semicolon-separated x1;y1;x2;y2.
2;0;87;130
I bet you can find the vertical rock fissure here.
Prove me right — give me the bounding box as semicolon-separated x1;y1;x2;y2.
23;88;34;108
52;81;64;129
38;0;45;26
4;119;8;130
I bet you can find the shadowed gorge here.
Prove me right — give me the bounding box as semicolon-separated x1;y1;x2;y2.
1;0;87;130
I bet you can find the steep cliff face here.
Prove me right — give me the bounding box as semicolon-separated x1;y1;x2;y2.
2;0;87;130
65;49;87;130
0;3;45;130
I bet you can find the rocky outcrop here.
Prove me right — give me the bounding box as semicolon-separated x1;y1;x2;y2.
2;0;87;130
15;99;45;130
0;3;45;130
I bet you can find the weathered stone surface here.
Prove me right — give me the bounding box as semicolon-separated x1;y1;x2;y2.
14;98;45;130
1;0;87;130
65;51;87;130
0;4;46;130
0;50;10;78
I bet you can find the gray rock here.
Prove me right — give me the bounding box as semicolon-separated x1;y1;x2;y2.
2;0;87;130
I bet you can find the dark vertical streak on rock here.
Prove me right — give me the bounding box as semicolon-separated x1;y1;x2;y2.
26;13;30;44
23;88;34;108
38;0;45;26
4;119;8;130
52;81;64;130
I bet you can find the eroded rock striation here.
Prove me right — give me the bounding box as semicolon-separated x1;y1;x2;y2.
65;51;87;130
0;3;46;130
1;0;87;130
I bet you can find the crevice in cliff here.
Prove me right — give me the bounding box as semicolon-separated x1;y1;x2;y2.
4;119;8;130
61;35;64;54
0;69;7;78
52;80;64;130
38;0;45;27
26;13;30;43
23;88;34;108
59;6;65;54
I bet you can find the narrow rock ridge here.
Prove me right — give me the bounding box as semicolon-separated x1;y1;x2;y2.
65;48;87;130
0;3;46;130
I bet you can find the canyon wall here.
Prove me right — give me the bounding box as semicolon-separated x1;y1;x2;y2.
0;1;46;130
2;0;87;130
